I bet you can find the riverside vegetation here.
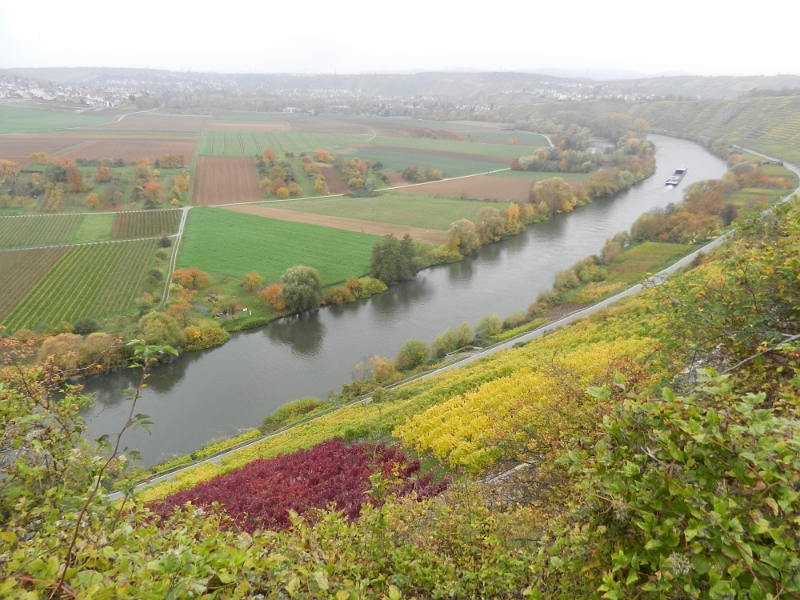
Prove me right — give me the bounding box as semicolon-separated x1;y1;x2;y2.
3;116;800;597
2;192;799;597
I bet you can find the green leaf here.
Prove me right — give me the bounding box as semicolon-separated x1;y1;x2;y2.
644;539;663;551
388;584;402;600
314;571;329;591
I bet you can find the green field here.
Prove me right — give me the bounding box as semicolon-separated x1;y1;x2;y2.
341;149;503;177
489;170;588;180
366;136;529;160
2;239;158;331
71;214;115;244
269;193;511;231
198;132;369;156
0;214;81;249
463;132;549;147
177;207;379;286
0;106;111;134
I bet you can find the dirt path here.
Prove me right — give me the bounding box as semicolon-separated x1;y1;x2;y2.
218;204;449;245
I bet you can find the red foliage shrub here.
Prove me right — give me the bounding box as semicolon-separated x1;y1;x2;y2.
149;439;448;532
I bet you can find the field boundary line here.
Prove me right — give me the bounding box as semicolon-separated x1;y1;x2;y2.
0;236;167;253
156;206;191;309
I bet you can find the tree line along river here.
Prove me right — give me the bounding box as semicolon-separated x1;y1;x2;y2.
81;135;727;466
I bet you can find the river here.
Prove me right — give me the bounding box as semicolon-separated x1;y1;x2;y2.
81;135;727;466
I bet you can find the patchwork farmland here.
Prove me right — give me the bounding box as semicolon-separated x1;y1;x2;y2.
198;131;370;157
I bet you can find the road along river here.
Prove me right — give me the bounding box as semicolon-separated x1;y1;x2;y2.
82;135;727;466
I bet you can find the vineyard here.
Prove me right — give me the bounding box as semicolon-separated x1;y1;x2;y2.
198;131;370;156
0;214;81;250
0;247;68;321
112;209;182;239
149;439;446;533
2;239;158;331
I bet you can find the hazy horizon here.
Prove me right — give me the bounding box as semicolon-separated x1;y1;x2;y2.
1;1;798;78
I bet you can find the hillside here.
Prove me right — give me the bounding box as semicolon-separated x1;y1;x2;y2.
3;183;799;596
501;95;800;164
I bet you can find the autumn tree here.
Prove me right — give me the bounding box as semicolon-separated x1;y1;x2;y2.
475;207;506;244
167;301;194;328
240;271;263;291
529;177;574;216
65;165;86;193
95;166;113;182
259;177;272;195
447;219;481;255
0;159;21;180
263;147;277;162
276;187;289;199
314;177;329;195
28;152;51;165
85;192;100;209
171;267;210;289
287;182;302;198
259;283;286;310
278;266;322;312
315;149;331;162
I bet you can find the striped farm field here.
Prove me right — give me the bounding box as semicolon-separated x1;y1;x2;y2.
112;209;182;239
0;247;68;321
198;132;369;157
0;214;81;250
2;239;158;331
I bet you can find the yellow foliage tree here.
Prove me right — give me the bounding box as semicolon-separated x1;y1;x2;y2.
240;271;263;291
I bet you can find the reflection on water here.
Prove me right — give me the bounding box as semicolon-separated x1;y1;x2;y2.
265;312;326;357
81;135;728;466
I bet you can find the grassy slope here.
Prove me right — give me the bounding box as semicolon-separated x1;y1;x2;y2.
176;207;379;286
268;193;511;230
338;148;504;177
500;97;800;164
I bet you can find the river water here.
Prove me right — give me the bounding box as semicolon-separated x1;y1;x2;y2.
81;135;727;466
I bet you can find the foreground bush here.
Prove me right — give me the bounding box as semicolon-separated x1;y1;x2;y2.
148;439;448;532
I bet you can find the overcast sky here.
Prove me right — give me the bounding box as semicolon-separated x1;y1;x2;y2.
1;1;798;77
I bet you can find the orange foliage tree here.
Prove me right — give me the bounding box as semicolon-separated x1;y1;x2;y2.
263;148;277;162
85;192;100;209
259;283;286;310
171;267;210;289
314;149;331;162
0;160;21;178
95;166;113;182
65;165;86;193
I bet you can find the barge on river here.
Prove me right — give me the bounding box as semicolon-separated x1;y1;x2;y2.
666;166;687;186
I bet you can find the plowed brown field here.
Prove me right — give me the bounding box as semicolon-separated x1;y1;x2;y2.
206;121;291;132
0;135;86;166
393;174;583;201
382;171;408;187
193;157;262;206
57;135;198;163
220;204;448;245
317;165;349;194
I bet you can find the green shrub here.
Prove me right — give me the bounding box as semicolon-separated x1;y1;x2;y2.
356;276;387;297
535;374;800;599
72;316;99;335
260;397;323;433
476;314;503;337
395;339;430;370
